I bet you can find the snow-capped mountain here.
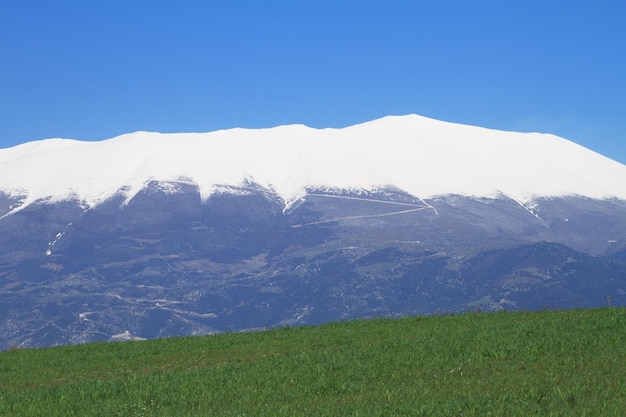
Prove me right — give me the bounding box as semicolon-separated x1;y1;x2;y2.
1;115;626;349
2;114;625;215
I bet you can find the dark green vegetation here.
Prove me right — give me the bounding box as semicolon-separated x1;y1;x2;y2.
2;308;626;416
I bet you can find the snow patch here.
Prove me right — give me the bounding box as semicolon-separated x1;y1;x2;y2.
511;198;545;224
109;330;146;342
45;223;73;255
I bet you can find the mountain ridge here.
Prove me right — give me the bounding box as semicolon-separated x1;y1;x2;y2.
2;114;625;216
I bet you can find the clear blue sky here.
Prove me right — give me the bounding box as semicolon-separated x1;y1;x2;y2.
1;1;625;163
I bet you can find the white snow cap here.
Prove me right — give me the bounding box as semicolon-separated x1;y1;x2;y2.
1;114;625;210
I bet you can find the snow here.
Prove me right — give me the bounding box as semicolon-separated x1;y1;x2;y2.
1;114;625;214
109;330;146;342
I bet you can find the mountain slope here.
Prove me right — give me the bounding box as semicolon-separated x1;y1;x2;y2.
1;115;625;349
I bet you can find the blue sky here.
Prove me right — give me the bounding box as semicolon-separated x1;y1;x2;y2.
1;1;625;163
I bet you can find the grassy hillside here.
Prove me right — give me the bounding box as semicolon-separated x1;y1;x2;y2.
1;308;626;416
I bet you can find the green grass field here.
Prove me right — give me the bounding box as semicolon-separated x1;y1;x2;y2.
1;308;625;416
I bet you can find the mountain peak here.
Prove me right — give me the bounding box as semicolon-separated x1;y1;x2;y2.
1;114;625;215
